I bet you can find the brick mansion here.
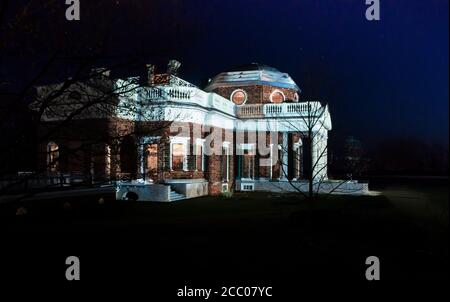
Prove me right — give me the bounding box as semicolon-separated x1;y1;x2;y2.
35;62;367;201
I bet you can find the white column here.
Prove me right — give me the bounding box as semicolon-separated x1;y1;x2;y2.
269;144;274;180
281;132;289;181
138;143;145;179
311;131;328;182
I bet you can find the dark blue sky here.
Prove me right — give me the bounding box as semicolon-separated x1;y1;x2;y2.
2;0;449;146
170;0;448;146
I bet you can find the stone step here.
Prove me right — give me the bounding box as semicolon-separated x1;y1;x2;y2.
169;191;185;201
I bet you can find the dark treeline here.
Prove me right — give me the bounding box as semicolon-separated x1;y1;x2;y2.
330;136;449;178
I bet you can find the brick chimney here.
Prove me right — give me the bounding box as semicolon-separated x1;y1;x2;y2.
167;60;181;76
146;64;155;86
90;68;110;78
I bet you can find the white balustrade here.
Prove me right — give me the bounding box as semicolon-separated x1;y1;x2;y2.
133;80;323;120
237;102;323;118
236;104;264;117
139;85;235;117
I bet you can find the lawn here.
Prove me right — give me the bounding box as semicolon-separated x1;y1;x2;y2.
0;181;448;282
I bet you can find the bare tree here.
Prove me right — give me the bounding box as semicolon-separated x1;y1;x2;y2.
272;100;359;200
0;1;185;196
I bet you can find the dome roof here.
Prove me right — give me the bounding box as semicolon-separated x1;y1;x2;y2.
205;63;301;92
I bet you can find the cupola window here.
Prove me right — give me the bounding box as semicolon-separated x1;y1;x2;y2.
270;90;285;104
231;89;248;106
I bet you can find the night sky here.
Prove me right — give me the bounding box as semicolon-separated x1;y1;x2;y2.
2;0;449;147
176;0;449;146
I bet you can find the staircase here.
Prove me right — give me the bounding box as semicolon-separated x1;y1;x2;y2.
169;189;186;202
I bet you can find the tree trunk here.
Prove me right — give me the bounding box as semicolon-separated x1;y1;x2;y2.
308;129;314;200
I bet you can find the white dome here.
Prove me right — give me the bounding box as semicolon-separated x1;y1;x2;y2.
205;63;301;92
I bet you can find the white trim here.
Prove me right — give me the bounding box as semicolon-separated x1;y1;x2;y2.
222;183;229;193
170;136;190;144
270;89;286;103
240;143;255;151
195;138;206;172
196;138;206;145
269;143;274;180
293;141;303;150
169;136;190;171
240;183;255;192
230;89;248;106
222;143;231;182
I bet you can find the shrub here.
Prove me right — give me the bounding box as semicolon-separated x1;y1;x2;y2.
221;191;234;199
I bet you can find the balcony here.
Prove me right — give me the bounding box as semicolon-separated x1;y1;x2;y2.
236;104;264;118
139;85;236;117
237;102;322;119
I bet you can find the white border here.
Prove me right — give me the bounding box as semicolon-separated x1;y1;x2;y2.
270;90;286;103
170;136;190;171
230;89;248;106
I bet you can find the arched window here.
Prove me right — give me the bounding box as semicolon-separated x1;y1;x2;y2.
231;89;248;106
270;90;285;104
47;142;60;173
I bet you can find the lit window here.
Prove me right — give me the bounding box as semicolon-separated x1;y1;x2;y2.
146;144;159;171
231;90;247;105
270;90;285;103
172;143;185;171
195;144;204;171
47;142;60;173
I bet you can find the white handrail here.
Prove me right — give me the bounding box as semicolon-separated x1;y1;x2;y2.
237;102;323;118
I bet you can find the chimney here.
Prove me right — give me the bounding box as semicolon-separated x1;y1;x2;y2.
146;64;155;86
167;60;181;76
90;68;110;78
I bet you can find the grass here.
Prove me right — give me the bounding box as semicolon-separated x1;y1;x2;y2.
0;182;448;281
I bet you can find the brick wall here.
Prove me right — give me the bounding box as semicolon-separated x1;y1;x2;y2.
212;85;299;105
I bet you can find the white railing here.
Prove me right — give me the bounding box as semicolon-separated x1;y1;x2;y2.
145;86;197;101
141;86;236;117
236;104;264;118
136;83;323;120
237;102;323;118
264;103;315;116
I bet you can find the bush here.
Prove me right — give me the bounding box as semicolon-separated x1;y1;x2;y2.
221;191;234;199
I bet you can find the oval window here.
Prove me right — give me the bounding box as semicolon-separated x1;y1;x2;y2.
231;90;247;106
270;90;285;104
